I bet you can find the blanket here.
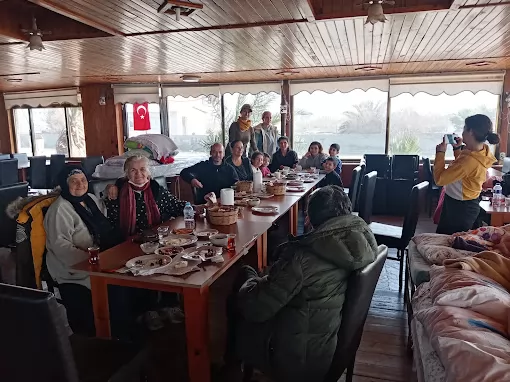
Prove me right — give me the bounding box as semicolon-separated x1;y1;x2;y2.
412;233;474;265
452;225;510;257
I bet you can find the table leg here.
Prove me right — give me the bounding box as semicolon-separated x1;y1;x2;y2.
491;213;505;227
183;287;211;382
289;203;299;236
257;231;268;270
18;168;27;182
90;275;111;338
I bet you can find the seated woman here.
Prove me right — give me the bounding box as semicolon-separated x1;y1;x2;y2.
299;141;328;170
250;151;264;175
225;186;377;382
269;136;299;172
225;140;253;181
105;155;198;238
44;167;124;336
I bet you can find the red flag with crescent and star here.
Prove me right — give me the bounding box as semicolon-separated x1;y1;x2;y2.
133;102;151;131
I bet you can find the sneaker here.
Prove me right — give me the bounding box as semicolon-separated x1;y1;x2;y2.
159;306;184;324
140;310;165;331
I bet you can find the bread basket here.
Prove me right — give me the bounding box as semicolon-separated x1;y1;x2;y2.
236;181;253;193
206;205;239;226
266;181;287;196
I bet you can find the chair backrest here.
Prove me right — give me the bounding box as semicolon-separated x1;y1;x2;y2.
154;176;168;190
0;182;29;248
0;283;79;382
81;156;104;178
391;155;420;180
89;176;168;199
0;154;12;161
348;166;362;212
358;171;377;224
422;157;432;182
29;156;48;189
401;181;429;245
50;154;66;188
364;154;391;179
0;158;19;186
324;245;388;382
11;153;29;168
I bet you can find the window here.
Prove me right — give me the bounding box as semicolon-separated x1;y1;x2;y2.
389;91;499;159
124;103;162;138
166;95;221;160
12;106;86;157
293;89;388;158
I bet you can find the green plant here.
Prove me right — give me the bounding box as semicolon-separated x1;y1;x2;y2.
338;100;386;134
198;127;223;152
449;105;498;131
389;129;421;155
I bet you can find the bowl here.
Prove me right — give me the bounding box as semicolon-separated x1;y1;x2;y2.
245;197;261;207
140;242;159;254
209;233;228;247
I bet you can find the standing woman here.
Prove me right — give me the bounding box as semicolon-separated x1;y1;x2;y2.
299;141;328;170
252;111;279;156
226;140;253;181
228;103;258;157
434;114;499;234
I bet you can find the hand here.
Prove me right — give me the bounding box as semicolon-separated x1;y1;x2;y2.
191;179;203;188
204;192;217;205
105;184;118;200
453;136;463;149
304;152;311;158
279;165;284;170
436;137;447;153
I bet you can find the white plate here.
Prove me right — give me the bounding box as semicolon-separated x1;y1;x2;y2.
252;193;274;199
155;246;183;257
160;234;198;247
182;246;223;261
252;206;279;214
126;254;172;271
164;253;202;276
287;181;304;186
287;187;306;192
195;229;219;238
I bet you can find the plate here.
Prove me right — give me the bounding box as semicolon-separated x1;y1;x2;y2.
252;193;274;199
126;254;172;270
155;246;184;257
287;181;304;186
182;246;223;261
164;254;201;276
195;229;219;238
252;206;279;214
287;187;306;192
172;228;194;235
160;234;198;247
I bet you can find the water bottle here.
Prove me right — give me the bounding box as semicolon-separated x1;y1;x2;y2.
493;183;504;207
183;202;195;229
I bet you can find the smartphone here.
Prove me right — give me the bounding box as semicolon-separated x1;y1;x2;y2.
445;134;456;145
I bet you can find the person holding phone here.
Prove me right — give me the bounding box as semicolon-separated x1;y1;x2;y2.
434;114;499;234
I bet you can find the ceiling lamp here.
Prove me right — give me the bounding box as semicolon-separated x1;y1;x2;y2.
22;17;48;51
355;66;382;72
158;1;203;22
181;75;201;82
364;0;394;25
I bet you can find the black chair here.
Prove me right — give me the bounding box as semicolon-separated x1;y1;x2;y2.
89;176;168;199
357;171;377;224
81;156;104;178
29;156;48;189
49;154;66;188
0;159;19;186
348;166;363;213
324;245;388;382
369;181;429;291
364;154;391;179
422;157;442;217
391;155;420;181
0;283;146;382
0;153;12;161
0;182;29;248
11;153;30;168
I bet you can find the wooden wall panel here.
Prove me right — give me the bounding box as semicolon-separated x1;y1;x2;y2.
0;94;14;154
501;70;510;158
80;84;121;158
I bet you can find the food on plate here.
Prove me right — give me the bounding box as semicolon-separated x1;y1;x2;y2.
195;229;219;237
173;228;194;235
158;247;182;256
173;260;188;269
164;237;191;246
149;258;169;267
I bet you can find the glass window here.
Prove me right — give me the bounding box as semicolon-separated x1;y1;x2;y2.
31;108;68;156
293;89;388;158
389;91;499;159
13;109;32;155
166;95;221;160
125;103;162;138
66;107;87;157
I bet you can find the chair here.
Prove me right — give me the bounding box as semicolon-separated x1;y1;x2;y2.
364;154;391;179
348;166;363;213
391;155;420;181
81;156;104;178
324;245;388;382
357;171;377;224
154;176;168;190
0;153;12;161
89;176;168;199
29;156;48;189
0;159;19;186
422;157;442;217
0;182;29;248
49;154;66;188
369;181;429;291
0;283;146;382
11;153;29;168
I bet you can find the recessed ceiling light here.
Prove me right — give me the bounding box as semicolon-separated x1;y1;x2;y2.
355;66;382;71
466;61;495;67
275;70;299;76
6;78;22;82
181;75;201;82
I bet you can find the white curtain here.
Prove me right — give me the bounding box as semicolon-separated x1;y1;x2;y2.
219;82;281;95
290;79;389;96
162;85;220;98
4;88;80;108
113;85;160;104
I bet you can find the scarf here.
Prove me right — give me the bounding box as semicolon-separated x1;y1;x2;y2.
119;180;161;237
58;166;121;251
238;117;252;132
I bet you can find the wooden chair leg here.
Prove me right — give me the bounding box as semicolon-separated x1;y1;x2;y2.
398;249;404;292
242;364;253;382
346;359;355;382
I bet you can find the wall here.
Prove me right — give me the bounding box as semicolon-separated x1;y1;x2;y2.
80;84;122;158
0;94;14;154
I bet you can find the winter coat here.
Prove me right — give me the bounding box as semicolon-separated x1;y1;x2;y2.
237;214;378;382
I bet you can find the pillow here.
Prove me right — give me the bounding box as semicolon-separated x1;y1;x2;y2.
124;134;178;161
124;149;151;158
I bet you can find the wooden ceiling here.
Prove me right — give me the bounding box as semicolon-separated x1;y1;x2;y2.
1;0;510;92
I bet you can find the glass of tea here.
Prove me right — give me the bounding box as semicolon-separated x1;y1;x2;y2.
88;246;100;265
227;234;236;252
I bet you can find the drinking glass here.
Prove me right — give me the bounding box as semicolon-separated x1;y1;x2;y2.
157;226;170;241
88;246;100;265
227;234;236;252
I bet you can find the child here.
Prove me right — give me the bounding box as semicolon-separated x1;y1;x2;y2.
261;153;271;177
317;157;343;188
322;143;342;174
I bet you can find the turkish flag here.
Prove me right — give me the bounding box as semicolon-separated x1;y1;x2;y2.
133;102;151;131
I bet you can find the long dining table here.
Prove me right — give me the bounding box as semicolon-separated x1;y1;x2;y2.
72;174;324;382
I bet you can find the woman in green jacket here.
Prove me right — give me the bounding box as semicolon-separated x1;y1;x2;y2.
225;185;378;382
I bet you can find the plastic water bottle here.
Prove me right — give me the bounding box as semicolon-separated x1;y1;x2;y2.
493;183;504;207
184;202;195;229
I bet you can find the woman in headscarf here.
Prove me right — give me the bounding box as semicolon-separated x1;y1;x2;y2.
225;140;254;181
227;103;258;157
44;166;123;335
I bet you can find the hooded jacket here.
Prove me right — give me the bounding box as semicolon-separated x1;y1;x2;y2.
434;144;496;201
237;214;377;382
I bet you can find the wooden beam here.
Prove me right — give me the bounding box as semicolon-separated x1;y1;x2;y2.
313;4;451;20
0;94;15;154
28;0;124;36
450;0;465;11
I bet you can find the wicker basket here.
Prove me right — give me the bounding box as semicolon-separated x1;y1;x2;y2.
206;205;239;226
266;182;287;196
236;181;253;193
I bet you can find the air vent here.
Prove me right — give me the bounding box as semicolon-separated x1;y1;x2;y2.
158;1;203;21
355;66;382;72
